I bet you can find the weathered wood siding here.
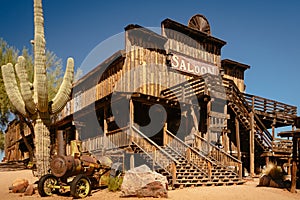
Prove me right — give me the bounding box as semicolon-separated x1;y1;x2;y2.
4;120;31;161
163;29;222;68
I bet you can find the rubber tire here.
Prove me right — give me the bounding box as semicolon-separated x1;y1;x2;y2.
38;174;58;197
70;174;92;198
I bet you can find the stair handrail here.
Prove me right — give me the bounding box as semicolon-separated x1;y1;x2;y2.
254;114;273;142
193;132;242;164
224;78;273;148
166;129;215;178
193;132;242;178
131;125;178;186
131;125;177;164
165;130;215;165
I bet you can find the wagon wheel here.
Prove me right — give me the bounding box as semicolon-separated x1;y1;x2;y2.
188;14;211;35
38;174;58;197
70;174;91;198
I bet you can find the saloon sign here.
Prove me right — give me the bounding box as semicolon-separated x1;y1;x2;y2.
170;53;218;76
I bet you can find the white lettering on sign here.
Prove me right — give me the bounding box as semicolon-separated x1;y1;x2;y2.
171;54;218;76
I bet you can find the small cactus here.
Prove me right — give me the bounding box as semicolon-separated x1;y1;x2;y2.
1;0;74;177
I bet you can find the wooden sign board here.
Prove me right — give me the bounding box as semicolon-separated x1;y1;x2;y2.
170;53;219;76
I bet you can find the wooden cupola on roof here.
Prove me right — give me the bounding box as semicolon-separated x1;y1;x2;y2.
221;59;250;92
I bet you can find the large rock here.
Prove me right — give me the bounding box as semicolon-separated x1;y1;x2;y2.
259;174;271;186
24;184;35;196
121;165;168;197
9;179;29;193
136;181;168;198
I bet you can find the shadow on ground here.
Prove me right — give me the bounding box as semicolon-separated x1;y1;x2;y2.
0;162;28;172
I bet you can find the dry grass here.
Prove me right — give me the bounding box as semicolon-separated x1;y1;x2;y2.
262;162;284;180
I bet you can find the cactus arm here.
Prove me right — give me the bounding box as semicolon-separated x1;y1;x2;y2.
1;63;28;117
34;0;48;112
15;56;37;114
50;57;74;114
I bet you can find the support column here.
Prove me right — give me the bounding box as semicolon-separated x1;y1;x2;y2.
129;99;134;144
207;100;212;145
272;118;276;139
290;136;298;193
287;157;291;175
235;117;242;179
129;99;134;127
75;128;80;140
103;107;108;150
265;156;269;166
130;153;135;170
163;123;168;147
235;117;241;161
249;112;255;177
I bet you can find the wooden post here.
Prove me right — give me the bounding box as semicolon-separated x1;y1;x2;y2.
287;157;291;175
129;98;134;143
186;148;191;162
152;146;156;171
171;162;177;188
163;123;168;147
265;156;269;166
235;117;241;161
290;136;298;193
129;99;134;127
249;112;255;177
272;118;276;139
103;108;108;149
235;117;242;178
238;162;243;179
75;128;79;140
130;153;135;170
207;161;212;179
207;100;211;150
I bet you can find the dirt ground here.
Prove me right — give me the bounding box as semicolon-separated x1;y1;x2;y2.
0;162;299;200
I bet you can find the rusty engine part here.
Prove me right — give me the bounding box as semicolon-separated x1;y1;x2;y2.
50;154;102;178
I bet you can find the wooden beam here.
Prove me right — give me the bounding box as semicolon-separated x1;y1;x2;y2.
235;117;241;161
130;153;135;170
163;123;168;147
129;99;134;127
235;117;242;179
103;107;108;149
207;100;211;144
290;137;298;193
249;112;255;177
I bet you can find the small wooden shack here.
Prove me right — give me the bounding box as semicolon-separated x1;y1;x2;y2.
4;119;33;162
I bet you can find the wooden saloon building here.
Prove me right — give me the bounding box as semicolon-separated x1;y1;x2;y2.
54;14;298;187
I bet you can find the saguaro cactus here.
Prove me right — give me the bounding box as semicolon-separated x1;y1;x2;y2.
1;0;74;177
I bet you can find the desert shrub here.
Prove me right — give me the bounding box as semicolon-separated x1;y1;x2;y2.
262;162;284;180
108;176;123;192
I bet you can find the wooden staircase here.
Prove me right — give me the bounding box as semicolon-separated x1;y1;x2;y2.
130;125;244;188
226;80;273;151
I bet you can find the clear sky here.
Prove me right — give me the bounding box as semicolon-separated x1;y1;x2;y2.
0;0;299;118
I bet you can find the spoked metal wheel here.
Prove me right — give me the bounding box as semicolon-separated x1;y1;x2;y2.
38;174;58;197
70;174;91;198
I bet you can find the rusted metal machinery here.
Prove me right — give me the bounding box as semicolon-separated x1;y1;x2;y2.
38;133;112;198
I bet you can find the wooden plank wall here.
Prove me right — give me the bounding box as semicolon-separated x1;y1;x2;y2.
163;29;222;68
57;27;222;121
4;121;31;161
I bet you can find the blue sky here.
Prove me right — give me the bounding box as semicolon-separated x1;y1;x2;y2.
0;0;299;117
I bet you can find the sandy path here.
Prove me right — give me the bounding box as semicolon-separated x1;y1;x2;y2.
0;165;299;200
